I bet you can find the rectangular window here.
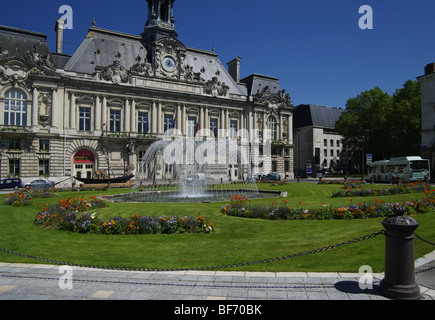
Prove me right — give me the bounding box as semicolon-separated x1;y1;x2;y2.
138;112;149;134
39;159;49;176
4;89;27;127
9;159;20;176
187;116;196;136
109;110;121;132
272;161;277;172
164;114;174;133
285;160;290;172
210;118;218;137
8;139;20;150
39;140;49;152
230;120;237;138
79;107;91;131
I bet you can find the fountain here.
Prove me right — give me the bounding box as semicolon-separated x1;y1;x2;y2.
126;137;261;203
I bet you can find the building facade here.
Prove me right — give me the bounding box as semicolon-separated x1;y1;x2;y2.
293;104;344;178
419;63;435;177
0;0;294;186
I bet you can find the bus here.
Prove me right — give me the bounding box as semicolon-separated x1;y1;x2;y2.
368;156;430;183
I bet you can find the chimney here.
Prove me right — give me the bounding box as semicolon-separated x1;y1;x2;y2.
425;63;435;76
55;18;65;54
227;57;242;82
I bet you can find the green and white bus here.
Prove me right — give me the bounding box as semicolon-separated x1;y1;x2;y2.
368;156;430;183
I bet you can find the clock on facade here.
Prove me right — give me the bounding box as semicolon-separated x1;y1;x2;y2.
163;56;176;71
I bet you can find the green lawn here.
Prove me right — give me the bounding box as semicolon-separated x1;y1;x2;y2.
0;182;434;273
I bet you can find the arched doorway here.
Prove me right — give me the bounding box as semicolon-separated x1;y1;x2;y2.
73;149;96;179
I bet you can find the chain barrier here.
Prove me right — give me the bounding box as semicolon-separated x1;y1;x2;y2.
414;232;435;275
0;230;385;272
415;233;435;246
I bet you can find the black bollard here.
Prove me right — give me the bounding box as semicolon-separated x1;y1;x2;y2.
379;214;421;300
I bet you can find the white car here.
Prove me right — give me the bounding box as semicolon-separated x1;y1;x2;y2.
24;179;55;189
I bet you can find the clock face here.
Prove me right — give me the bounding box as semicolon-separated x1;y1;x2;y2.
163;56;176;72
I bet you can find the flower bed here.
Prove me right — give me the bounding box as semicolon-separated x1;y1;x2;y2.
35;196;216;235
331;181;431;198
4;189;55;206
221;195;435;220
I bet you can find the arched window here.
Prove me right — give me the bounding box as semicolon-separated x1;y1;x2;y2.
267;116;277;140
4;89;27;126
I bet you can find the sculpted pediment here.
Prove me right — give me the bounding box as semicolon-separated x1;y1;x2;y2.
0;45;55;85
253;86;294;111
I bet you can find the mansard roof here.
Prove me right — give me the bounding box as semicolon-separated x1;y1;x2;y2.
241;74;282;96
63;26;247;96
0;25;53;66
63;27;147;75
293;104;343;129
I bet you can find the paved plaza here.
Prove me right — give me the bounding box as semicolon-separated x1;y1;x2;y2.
0;251;433;302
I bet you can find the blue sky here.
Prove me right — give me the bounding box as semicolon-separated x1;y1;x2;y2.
1;0;434;108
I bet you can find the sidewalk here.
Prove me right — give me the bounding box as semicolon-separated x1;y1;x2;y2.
0;251;434;301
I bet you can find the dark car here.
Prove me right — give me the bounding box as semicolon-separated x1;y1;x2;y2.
24;179;55;189
0;178;23;190
264;173;281;181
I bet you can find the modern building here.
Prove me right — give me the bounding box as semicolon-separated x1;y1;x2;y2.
0;0;295;186
293;104;344;178
418;62;435;177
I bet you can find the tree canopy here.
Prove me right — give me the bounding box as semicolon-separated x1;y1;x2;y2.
335;80;421;165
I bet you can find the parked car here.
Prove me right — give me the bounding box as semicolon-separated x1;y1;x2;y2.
264;173;281;181
24;179;55;189
0;178;23;190
252;173;264;181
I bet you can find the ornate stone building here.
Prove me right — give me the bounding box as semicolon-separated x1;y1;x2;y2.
0;0;294;186
419;62;435;177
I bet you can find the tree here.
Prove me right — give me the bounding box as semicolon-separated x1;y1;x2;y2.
335;86;393;162
335;81;422;172
389;80;421;156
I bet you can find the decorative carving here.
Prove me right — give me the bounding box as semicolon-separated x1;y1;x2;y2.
97;60;131;84
253;86;293;110
130;55;154;77
0;47;9;59
25;45;54;70
184;64;204;83
38;92;52;127
151;38;187;80
204;77;230;97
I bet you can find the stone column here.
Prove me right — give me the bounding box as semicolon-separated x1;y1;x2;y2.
51;89;57;127
157;101;162;134
200;107;204;132
124;99;130;133
69;92;75;129
379;214;421;300
182;104;186;135
177;104;182;133
95;95;101;131
287;115;292;144
130;99;136;133
32;87;39;128
220;109;225;137
151;101;157;134
101;96;107;128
